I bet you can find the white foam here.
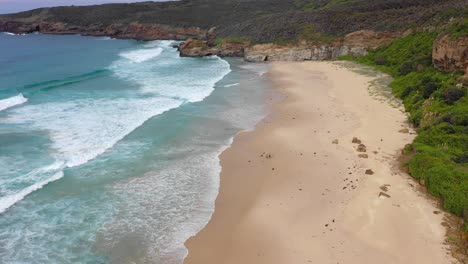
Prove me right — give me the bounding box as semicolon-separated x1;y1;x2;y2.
0;161;65;213
8;97;183;168
239;63;270;76
0;171;64;214
1;40;231;214
144;40;175;48
224;83;239;87
97;36;112;40
0;94;28;112
3;32;15;35
119;47;163;63
111;50;231;103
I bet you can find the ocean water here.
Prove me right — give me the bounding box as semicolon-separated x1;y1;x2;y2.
0;33;270;263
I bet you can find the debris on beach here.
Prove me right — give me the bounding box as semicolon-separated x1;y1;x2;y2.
357;144;367;152
380;184;390;192
379;192;391;198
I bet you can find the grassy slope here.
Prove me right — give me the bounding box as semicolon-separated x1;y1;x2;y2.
1;0;467;43
342;20;468;222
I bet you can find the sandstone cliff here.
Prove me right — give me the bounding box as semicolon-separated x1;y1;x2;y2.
243;30;399;62
179;38;247;57
433;34;468;84
0;21;207;41
432;34;468;72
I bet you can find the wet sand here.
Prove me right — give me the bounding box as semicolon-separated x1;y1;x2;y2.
184;61;452;264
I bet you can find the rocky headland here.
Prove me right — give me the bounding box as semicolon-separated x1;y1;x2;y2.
179;30;399;62
0;21;207;40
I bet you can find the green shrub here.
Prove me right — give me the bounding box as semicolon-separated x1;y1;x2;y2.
375;55;387;65
401;86;415;98
341;28;468;219
454;152;468;164
399;61;414;75
444;87;465;104
422;81;440;98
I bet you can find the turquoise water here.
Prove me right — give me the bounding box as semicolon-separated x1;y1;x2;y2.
0;33;269;263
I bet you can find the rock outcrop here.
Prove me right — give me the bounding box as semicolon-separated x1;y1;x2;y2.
1;17;400;63
0;21;207;41
0;21;39;34
243;30;398;62
433;34;468;72
179;38;248;57
340;30;400;49
433;34;468;85
244;44;313;62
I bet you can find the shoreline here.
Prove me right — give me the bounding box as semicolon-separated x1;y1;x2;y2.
183;61;453;264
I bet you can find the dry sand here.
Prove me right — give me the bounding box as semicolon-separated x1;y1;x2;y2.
184;61;453;264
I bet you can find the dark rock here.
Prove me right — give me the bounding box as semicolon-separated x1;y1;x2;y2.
379;192;391;198
357;144;367;152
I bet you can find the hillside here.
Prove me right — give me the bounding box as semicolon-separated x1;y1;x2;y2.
0;0;467;42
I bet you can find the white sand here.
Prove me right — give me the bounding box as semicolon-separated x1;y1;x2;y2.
184;61;452;264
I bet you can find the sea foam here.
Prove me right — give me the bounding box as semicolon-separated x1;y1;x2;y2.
120;47;163;63
0;94;28;112
0;40;231;214
0;171;64;214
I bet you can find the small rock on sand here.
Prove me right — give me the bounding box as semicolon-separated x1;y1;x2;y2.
379;192;391;198
380;185;389;192
419;179;425;186
357;144;367;152
365;169;374;175
332;139;339;144
358;154;368;158
352;137;362;144
398;128;410;133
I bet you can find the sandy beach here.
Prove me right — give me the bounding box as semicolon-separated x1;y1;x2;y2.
184;61;453;264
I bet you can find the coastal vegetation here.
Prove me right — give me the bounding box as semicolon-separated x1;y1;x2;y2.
214;36;251;47
342;20;468;225
1;0;467;43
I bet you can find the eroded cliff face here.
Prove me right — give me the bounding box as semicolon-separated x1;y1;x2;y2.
0;21;207;40
178;30;399;62
179;38;247;57
433;34;468;72
433;34;468;84
243;44;366;62
243;30;399;62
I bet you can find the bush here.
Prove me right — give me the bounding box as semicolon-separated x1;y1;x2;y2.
409;109;422;126
444;87;465;104
422;81;440;98
454;152;468;164
374;55;387;65
401;86;415;98
399;61;414;75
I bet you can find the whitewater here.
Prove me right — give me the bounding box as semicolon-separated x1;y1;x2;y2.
0;33;269;263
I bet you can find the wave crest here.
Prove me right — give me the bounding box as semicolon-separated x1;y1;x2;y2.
0;94;28;112
120;47;163;63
